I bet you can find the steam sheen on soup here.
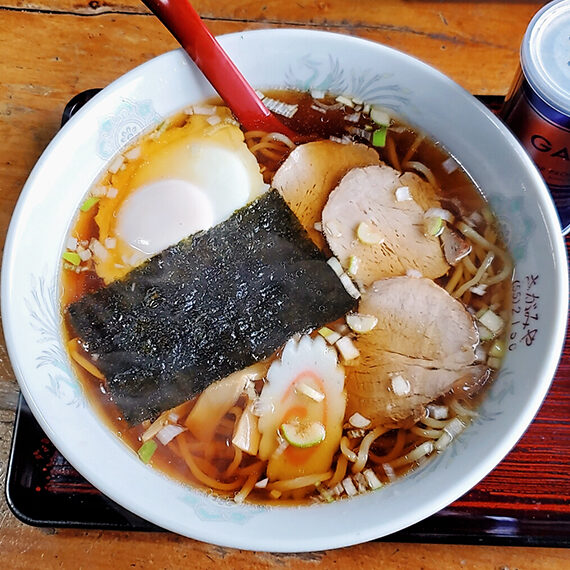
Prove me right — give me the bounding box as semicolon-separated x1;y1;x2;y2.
61;90;512;505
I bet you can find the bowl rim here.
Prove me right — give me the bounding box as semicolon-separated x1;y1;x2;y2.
2;29;568;552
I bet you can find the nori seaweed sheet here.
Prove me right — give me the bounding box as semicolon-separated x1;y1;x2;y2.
66;189;356;424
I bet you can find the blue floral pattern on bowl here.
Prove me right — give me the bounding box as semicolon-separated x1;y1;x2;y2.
285;54;411;113
97;98;161;160
27;272;82;407
181;491;266;524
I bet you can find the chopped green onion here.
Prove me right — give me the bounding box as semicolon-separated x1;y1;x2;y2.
348;412;371;428
318;326;342;345
335;95;354;108
475;307;488;320
370;107;390;126
339;272;361;299
489;339;506;358
138;439;157;463
80;196;100;212
346;313;378;333
477;322;494;342
487;356;502;369
316;484;335;503
336;335;360;361
280;420;326;448
363;468;383;490
356;221;384;245
347;255;360;276
478;308;505;335
424;216;444;237
62;251;81;266
372;126;387;147
326;257;344;276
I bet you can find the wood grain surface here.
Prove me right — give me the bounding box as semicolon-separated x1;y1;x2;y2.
1;0;569;567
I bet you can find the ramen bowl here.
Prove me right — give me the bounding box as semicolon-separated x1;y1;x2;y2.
2;29;568;551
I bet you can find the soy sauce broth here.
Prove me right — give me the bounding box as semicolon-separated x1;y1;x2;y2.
61;89;511;505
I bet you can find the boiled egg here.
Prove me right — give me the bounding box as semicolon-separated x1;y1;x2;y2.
93;108;267;283
115;179;215;257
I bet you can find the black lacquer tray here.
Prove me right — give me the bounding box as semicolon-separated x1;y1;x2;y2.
5;93;570;547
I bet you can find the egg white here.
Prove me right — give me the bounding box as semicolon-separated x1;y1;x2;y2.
116;179;215;257
116;142;259;258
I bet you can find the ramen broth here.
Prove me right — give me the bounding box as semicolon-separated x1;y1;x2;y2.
61;90;512;505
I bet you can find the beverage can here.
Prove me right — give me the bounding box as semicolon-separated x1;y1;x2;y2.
501;0;570;235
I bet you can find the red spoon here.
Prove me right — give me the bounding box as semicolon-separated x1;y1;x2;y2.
142;0;296;137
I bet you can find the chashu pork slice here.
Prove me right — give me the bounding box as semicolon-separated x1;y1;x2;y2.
345;276;489;426
346;353;489;426
272;140;381;250
322;165;450;284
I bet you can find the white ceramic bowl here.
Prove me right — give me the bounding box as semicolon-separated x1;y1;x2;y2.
2;30;568;551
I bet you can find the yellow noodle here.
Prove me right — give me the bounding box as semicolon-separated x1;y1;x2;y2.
246;131;296;148
67;338;105;380
472;243;488;263
410;425;443;439
244;130;269;141
369;429;407;463
169;438;207;452
485;264;513;286
248;140;290;155
462;254;478;276
403;160;438;188
248;132;295;160
450;399;478;418
458;222;513;285
389;441;434;469
340;436;358;462
385;136;401;171
445;263;463;294
291;488;312;501
223;446;243;478
452;251;494;298
402;133;425;165
227;405;243;418
422;416;450;429
184;436;234;471
267;471;333;492
174;438;244;491
328;453;349;488
218;417;239;433
186;439;231;459
352;426;389;473
238;461;267;476
264;132;296;148
190;454;224;478
233;465;264;504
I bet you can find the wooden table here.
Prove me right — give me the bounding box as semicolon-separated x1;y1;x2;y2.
1;1;569;567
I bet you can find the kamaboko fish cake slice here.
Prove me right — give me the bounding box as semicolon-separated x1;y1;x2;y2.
66;189;357;424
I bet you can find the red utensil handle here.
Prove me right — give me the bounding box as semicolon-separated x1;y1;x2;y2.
142;0;294;135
